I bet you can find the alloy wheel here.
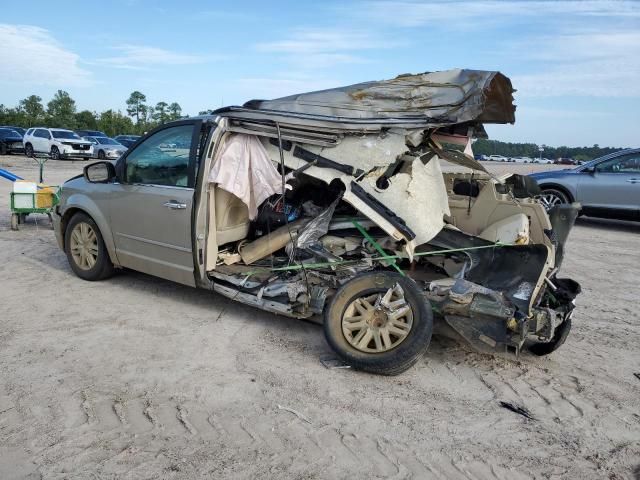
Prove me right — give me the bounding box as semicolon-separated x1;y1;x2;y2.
536;191;566;210
69;222;98;270
341;283;414;353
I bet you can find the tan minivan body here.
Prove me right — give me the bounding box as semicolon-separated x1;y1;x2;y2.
53;69;581;374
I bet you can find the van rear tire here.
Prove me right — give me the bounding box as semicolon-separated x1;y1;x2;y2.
323;271;433;375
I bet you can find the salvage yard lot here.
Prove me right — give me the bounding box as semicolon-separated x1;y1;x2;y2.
0;156;639;479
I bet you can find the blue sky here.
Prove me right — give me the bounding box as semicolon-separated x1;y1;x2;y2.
1;0;638;147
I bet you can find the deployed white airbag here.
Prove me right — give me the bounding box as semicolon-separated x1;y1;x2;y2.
208;133;283;220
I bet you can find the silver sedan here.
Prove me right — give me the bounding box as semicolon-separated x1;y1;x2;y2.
83;136;127;160
530;148;640;221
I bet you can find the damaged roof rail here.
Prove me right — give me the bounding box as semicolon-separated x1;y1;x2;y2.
216;69;515;131
216;106;452;131
226;118;342;147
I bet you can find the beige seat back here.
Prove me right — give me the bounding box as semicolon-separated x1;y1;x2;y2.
214;187;250;246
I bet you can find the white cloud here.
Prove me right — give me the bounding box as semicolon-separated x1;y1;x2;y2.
257;29;393;54
357;1;640;99
255;29;401;68
237;75;342;100
512;31;640;97
95;44;215;70
0;24;91;87
363;0;640;27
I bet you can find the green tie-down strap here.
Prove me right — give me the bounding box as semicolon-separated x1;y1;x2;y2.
351;219;405;276
246;224;504;275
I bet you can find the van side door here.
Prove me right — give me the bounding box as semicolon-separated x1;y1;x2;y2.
107;121;203;286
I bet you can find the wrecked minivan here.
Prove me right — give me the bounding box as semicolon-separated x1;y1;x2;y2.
52;69;581;375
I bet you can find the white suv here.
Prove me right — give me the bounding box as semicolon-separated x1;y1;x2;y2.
23;128;93;160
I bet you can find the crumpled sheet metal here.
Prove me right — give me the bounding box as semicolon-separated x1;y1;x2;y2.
304;130;408;172
294;197;340;250
208;133;283;220
357;157;451;247
260;135;451;251
243;69;515;126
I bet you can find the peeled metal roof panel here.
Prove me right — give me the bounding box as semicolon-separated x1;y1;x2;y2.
238;69;515;127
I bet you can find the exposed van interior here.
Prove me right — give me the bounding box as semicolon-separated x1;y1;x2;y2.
204;131;554;275
185;67;580;360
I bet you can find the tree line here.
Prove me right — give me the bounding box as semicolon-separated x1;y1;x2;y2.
0;92;629;159
474;139;622;162
0;90;183;137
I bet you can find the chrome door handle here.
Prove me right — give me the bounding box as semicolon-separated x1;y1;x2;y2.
163;200;187;209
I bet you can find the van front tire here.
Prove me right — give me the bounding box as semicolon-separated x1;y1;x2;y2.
64;213;114;281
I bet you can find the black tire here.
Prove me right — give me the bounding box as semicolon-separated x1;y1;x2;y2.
528;317;572;356
0;143;7;155
97;150;105;160
25;143;33;157
538;187;570;211
542;187;569;203
64;212;114;281
50;146;60;160
323;271;433;375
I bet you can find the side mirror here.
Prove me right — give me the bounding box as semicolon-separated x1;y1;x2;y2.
84;161;116;183
583;166;596;175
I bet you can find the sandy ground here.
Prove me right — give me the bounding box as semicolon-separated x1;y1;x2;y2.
0;155;639;479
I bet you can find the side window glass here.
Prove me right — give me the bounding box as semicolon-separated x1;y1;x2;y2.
125;124;194;187
596;155;640;174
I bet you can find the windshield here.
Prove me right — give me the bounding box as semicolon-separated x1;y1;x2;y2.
0;128;20;138
52;130;81;140
97;137;120;145
579;150;632;170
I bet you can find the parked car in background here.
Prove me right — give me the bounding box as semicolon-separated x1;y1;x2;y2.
75;129;108;138
23;128;93;160
487;154;509;162
0;127;25;154
555;158;576;165
533;157;554;164
511;156;533;163
530;148;640;221
114;135;141;148
0;126;26;137
83;136;127;160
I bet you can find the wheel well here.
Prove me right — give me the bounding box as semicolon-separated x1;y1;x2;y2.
539;183;574;203
61;209;117;267
60;208;87;251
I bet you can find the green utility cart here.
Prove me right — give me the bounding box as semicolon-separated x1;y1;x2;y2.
10;185;61;231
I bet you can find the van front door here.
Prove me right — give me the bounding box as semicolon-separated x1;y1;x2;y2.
109;121;201;286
